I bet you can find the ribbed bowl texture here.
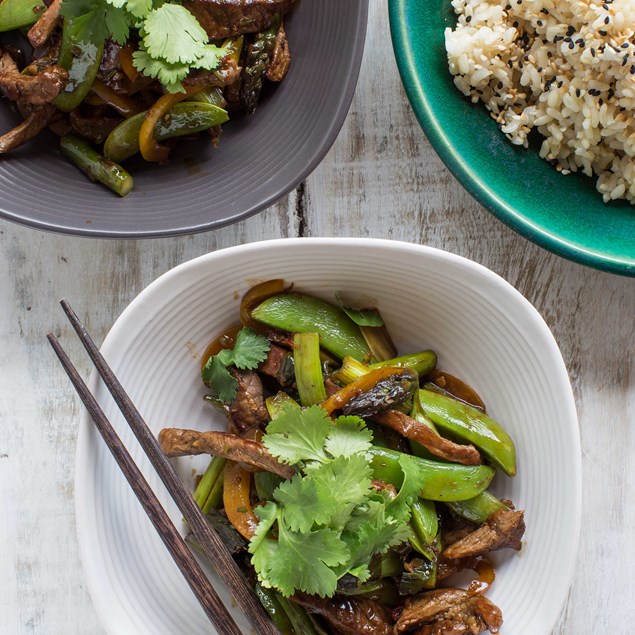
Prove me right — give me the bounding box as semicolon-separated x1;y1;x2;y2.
0;1;367;237
75;238;581;634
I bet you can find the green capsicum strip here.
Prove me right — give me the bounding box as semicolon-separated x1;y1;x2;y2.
60;134;134;197
367;446;494;502
417;389;517;476
104;102;229;163
54;18;104;112
0;0;43;31
445;490;509;524
251;293;370;361
293;332;327;406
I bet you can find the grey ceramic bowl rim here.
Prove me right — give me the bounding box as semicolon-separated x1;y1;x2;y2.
389;0;635;277
0;5;368;239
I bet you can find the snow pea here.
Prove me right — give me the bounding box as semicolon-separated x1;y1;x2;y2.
367;446;495;501
445;490;508;524
417;389;517;476
251;293;371;361
103;102;229;163
0;0;43;30
54;18;104;112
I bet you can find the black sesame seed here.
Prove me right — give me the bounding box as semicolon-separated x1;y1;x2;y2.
576;88;581;97
599;30;608;36
498;81;504;89
466;15;472;22
622;42;630;48
569;41;575;49
604;16;610;24
567;25;575;36
591;47;596;56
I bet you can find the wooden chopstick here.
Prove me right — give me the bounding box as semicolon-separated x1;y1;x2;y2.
47;333;242;635
55;299;280;635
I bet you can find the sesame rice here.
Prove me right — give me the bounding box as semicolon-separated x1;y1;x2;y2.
444;0;635;203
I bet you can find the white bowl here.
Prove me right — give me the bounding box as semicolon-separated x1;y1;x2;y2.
75;238;581;635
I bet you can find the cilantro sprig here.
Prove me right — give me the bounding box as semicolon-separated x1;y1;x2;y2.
201;328;271;403
60;0;231;92
250;405;424;598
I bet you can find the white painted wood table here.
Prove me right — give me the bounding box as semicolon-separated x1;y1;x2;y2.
1;3;634;634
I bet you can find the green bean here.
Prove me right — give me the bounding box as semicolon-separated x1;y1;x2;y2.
0;0;43;30
333;350;438;385
417;389;517;476
293;332;327;406
254;582;295;634
367;446;494;501
445;490;508;524
104;102;229;163
54;19;104;112
60;135;134;197
252;293;370;361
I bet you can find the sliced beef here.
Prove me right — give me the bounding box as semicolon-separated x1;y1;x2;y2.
227;369;269;431
442;509;525;560
158;428;294;479
373;410;481;466
292;593;393;635
183;0;295;40
258;343;294;386
0;104;55;153
27;0;63;49
266;22;290;81
69;111;121;144
183;57;241;89
0;50;67;105
394;588;503;635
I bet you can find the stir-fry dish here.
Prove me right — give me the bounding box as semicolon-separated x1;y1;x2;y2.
159;280;526;635
0;0;296;195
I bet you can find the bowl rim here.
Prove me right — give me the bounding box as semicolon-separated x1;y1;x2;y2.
389;0;635;277
74;237;582;634
0;5;368;239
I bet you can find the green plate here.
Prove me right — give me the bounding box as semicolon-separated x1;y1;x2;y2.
390;0;635;276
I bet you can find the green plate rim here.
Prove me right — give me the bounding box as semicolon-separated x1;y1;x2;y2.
389;0;635;277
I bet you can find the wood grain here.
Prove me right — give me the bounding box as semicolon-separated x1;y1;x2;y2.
0;2;634;633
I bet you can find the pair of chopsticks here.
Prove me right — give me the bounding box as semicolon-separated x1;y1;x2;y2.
48;300;279;635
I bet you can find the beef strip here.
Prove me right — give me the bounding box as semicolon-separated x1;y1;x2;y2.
0;104;56;153
258;343;294;386
394;588;503;635
69;111;121;144
0;50;67;105
27;0;63;49
183;57;242;89
292;593;393;635
183;0;295;40
373;410;482;466
227;369;269;431
158;428;294;479
442;509;525;560
266;22;290;81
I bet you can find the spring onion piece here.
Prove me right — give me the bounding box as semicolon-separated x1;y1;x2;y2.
399;553;438;595
265;392;300;420
360;323;398;362
193;455;226;511
417;389;517;476
446;490;509;524
252;293;370;361
293;332;327;407
276;594;328;635
60;134;134;197
0;0;43;30
255;583;295;634
367;446;495;501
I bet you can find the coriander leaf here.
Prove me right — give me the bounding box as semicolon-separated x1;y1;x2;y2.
263;404;331;465
61;0;131;44
273;474;331;533
104;5;131;43
107;0;152;19
142;4;208;64
385;454;426;523
262;521;349;597
250;501;279;552
229;328;271;370
194;43;232;70
325;416;373;458
132;49;189;92
335;293;384;327
305;454;373;530
201;356;237;403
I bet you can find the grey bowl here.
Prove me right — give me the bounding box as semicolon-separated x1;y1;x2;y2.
0;1;368;237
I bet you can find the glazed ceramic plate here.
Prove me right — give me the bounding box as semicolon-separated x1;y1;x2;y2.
75;238;581;634
0;1;367;237
390;0;635;276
